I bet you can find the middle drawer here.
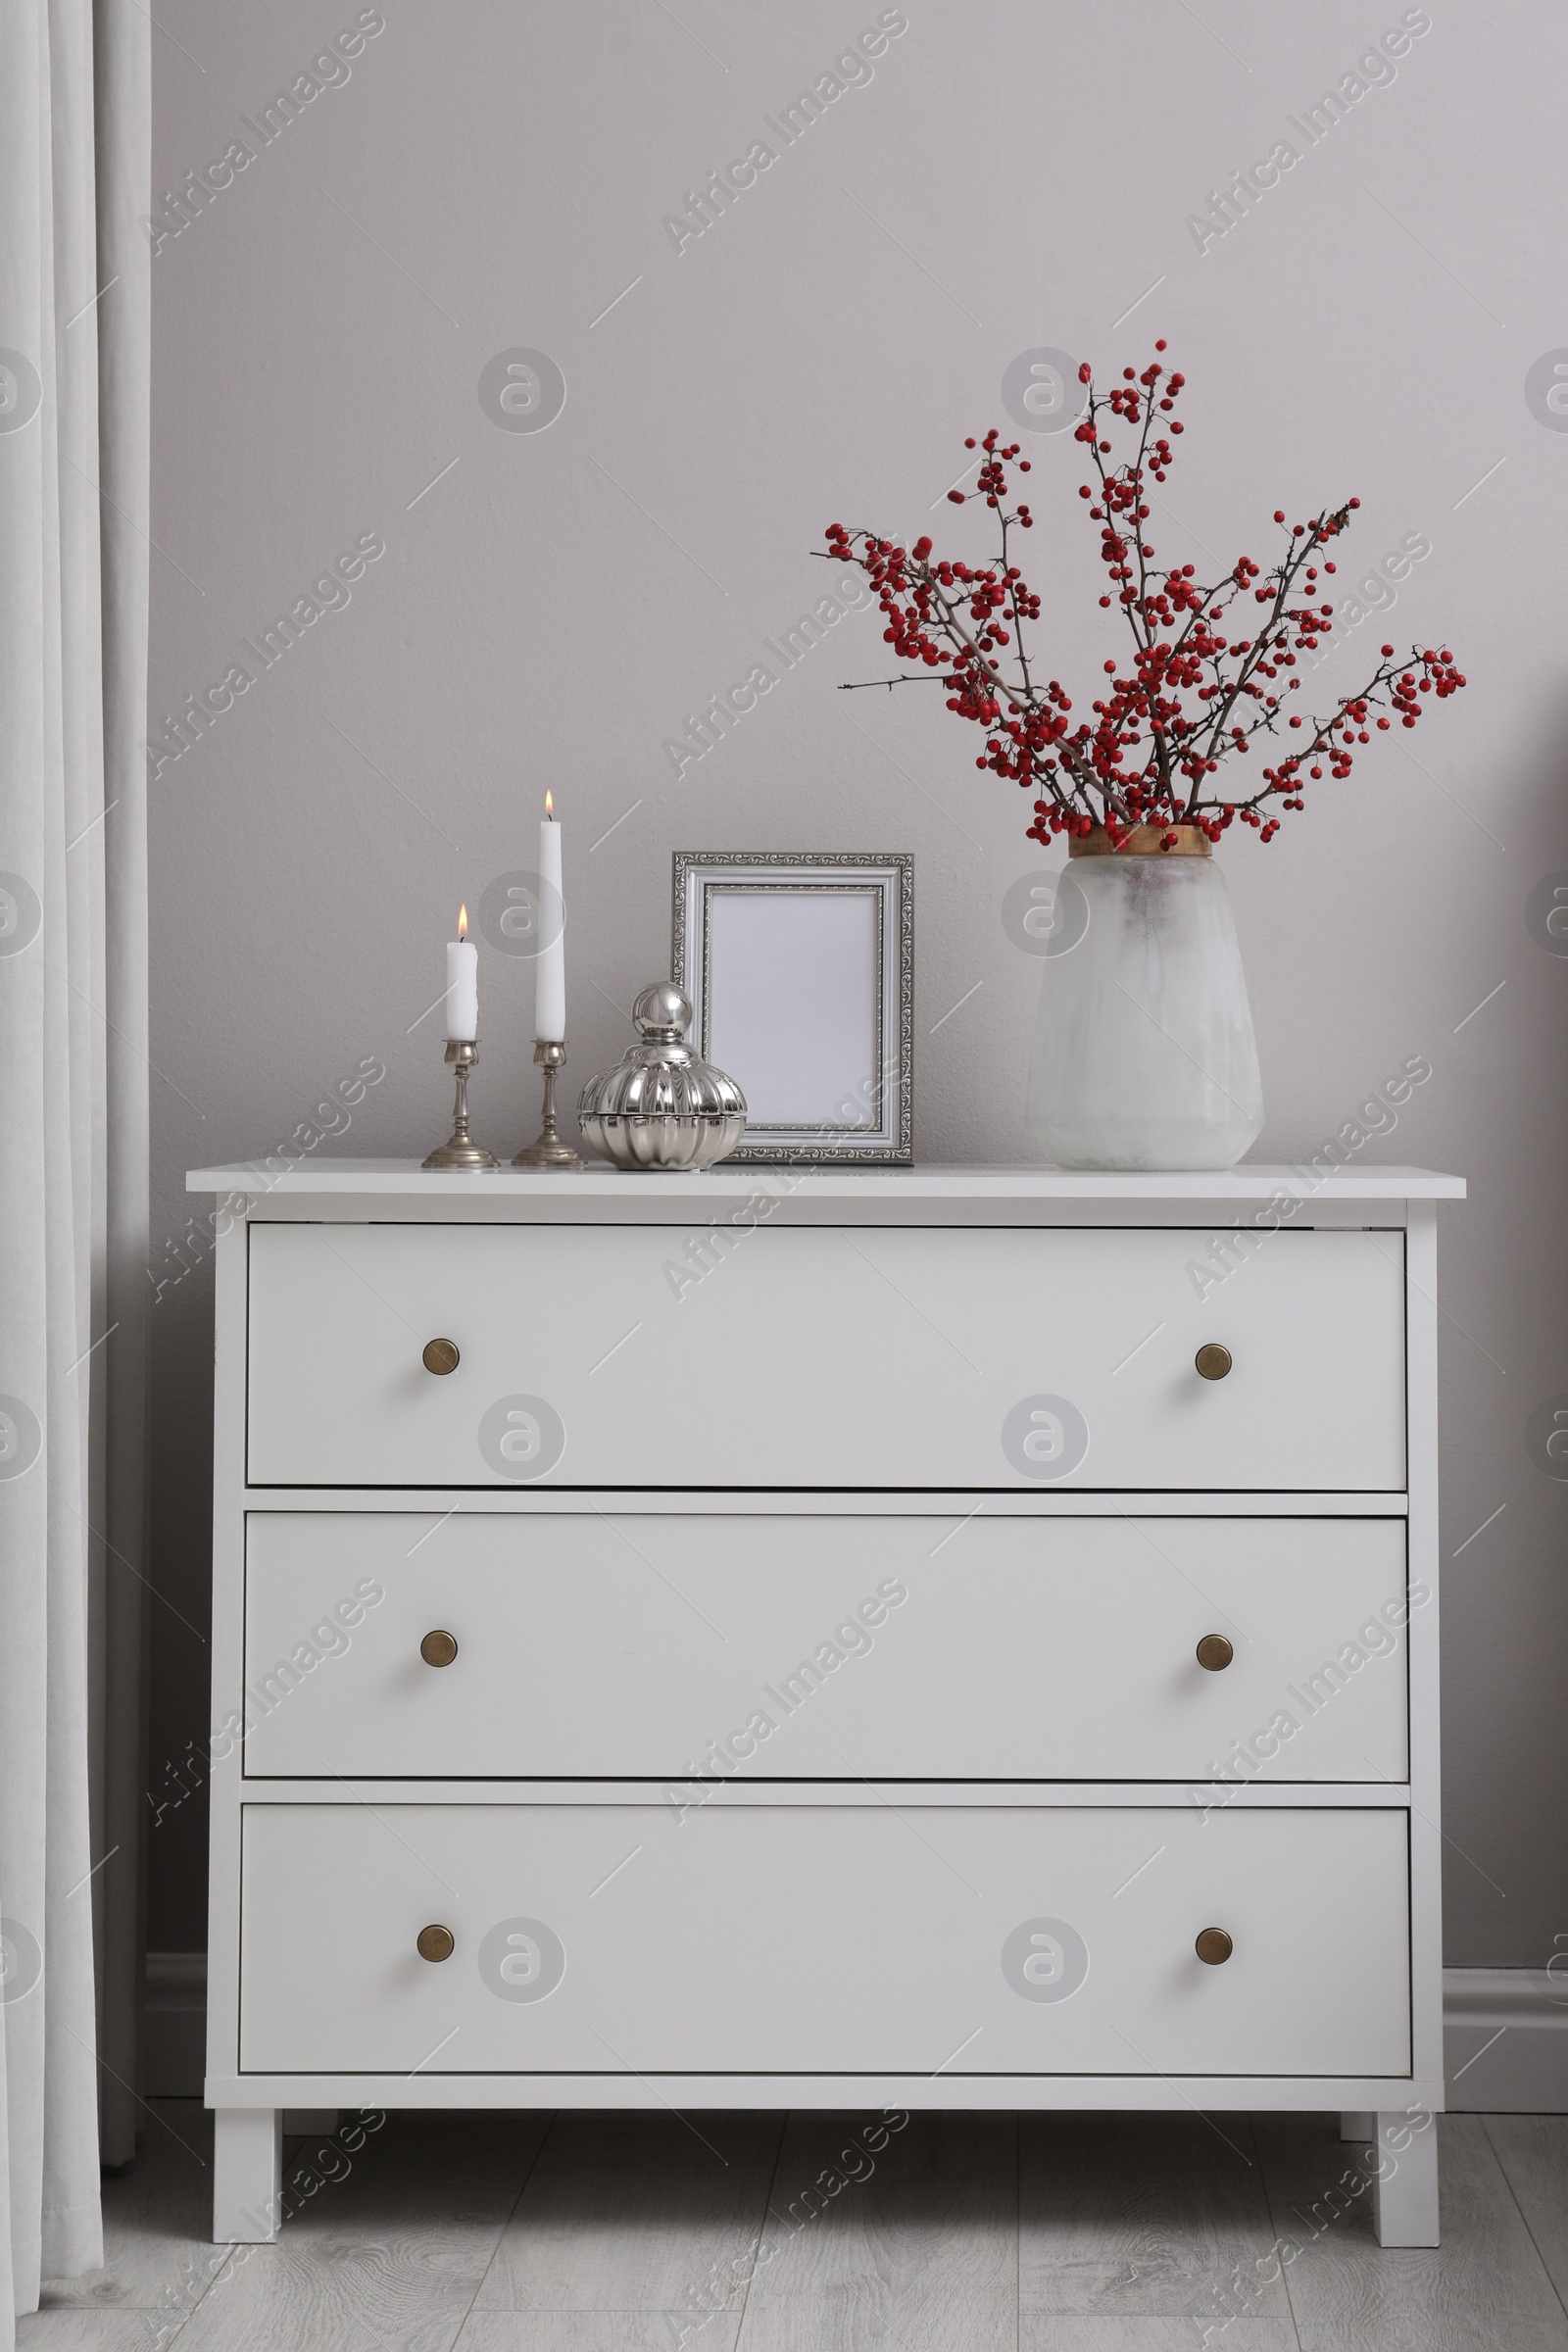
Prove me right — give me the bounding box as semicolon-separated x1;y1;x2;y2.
240;1511;1410;1783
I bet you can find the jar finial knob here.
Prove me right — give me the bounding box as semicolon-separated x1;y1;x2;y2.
633;981;691;1042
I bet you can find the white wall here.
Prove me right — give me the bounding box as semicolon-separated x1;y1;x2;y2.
148;0;1568;1961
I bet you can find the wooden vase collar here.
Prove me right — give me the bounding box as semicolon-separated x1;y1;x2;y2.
1068;823;1212;858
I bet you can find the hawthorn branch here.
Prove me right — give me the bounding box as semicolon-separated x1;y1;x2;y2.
819;364;1460;843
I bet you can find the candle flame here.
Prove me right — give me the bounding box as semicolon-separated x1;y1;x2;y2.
545;791;554;817
458;904;467;940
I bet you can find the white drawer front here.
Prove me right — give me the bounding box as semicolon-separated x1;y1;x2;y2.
245;1224;1406;1490
238;1801;1410;2076
241;1511;1410;1783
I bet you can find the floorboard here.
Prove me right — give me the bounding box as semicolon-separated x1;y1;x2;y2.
733;2109;1015;2352
1254;2112;1568;2352
457;2317;742;2351
172;2109;550;2352
19;2317;198;2351
473;2110;782;2317
1024;2324;1298;2350
1019;2109;1296;2333
1484;2114;1568;2307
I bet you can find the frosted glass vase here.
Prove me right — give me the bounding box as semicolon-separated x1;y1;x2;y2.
1025;827;1263;1171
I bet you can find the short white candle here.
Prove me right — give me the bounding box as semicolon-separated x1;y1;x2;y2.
536;796;565;1041
445;905;478;1040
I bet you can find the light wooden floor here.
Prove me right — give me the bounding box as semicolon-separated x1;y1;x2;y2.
23;2104;1568;2350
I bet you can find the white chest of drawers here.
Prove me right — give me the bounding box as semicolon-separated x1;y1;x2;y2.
189;1158;1461;2249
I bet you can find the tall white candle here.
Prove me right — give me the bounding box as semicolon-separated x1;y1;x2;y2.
536;796;565;1040
445;905;478;1040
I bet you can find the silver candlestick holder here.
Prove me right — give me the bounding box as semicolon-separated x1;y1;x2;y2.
422;1039;499;1171
513;1038;585;1170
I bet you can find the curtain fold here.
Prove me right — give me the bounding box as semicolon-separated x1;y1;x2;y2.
0;0;150;2330
89;0;152;2186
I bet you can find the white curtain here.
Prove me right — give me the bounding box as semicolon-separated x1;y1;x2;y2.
0;0;150;2332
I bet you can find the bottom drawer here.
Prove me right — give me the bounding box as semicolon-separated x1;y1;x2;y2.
238;1802;1410;2078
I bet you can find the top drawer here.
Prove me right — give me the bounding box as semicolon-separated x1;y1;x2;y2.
245;1222;1404;1490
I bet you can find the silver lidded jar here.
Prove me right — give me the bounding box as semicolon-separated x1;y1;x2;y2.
577;982;747;1171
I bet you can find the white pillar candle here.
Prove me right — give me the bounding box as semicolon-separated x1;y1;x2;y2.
445;905;478;1040
536;796;565;1040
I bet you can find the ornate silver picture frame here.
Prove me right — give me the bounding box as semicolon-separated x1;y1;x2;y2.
672;852;913;1163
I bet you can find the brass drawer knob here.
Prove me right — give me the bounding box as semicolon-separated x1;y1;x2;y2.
422;1338;460;1376
1195;1343;1233;1381
419;1630;459;1669
416;1924;455;1962
1196;1634;1234;1672
1196;1927;1234;1966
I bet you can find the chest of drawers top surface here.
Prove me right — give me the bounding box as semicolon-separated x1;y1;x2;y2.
190;1160;1465;1204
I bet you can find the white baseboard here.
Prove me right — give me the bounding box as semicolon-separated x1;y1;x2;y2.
1444;1967;1568;2112
139;1954;1568;2113
143;1950;207;2097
